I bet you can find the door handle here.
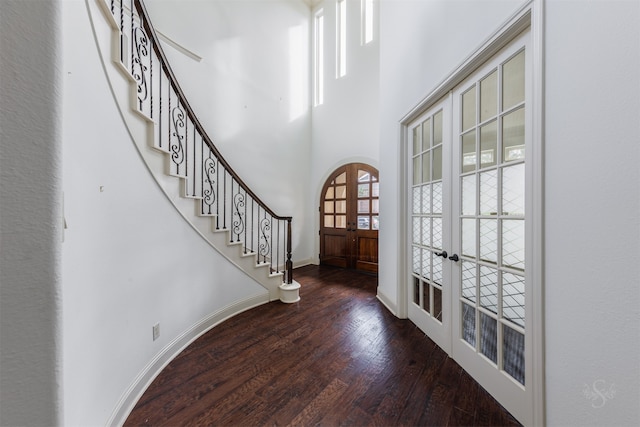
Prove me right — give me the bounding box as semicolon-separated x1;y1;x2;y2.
435;251;448;259
448;254;459;262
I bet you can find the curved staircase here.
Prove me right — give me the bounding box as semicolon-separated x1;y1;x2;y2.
92;0;300;302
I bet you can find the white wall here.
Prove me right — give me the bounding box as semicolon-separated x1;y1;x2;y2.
310;0;380;252
0;0;64;425
60;0;312;425
378;0;640;425
544;0;640;424
144;0;314;264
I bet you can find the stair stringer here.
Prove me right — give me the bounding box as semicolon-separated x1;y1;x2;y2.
89;0;284;301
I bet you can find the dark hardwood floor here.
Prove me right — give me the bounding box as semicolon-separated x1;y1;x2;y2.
125;265;520;426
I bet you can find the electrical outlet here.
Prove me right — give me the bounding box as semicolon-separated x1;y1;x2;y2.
152;323;160;341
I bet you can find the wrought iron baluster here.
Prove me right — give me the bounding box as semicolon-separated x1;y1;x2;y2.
216;159;220;228
232;182;245;243
192;126;196;197
120;0;124;64
158;64;162;149
223;170;227;230
244;191;248;252
130;0;133;75
132;22;149;112
150;33;153;119
185;117;188;182
286;218;292;284
167;87;171;155
251;200;254;253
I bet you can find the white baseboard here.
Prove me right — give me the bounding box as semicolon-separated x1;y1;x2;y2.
376;291;398;318
106;292;269;427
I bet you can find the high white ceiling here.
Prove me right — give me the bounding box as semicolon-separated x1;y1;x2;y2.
301;0;323;8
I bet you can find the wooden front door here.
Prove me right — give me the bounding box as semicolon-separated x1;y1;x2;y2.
320;163;379;273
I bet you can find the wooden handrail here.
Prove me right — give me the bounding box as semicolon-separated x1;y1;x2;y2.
134;0;291;223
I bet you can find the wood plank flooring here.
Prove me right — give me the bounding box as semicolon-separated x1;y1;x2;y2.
125;265;520;426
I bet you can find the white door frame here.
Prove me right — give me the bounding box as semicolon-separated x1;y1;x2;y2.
396;2;545;425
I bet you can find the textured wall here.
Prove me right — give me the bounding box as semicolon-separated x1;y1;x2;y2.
544;0;640;424
0;0;64;425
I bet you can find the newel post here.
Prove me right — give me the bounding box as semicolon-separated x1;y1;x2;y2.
286;218;293;284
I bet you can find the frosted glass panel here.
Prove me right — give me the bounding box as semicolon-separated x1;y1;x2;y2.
336;200;346;213
432;218;442;249
462;219;476;257
421;217;430;246
372;182;379;197
480;170;498;216
335;185;346;198
480;219;498;264
335;215;346;228
412;217;421;244
372;216;379;230
372;199;379;214
462;303;476;346
461;260;476;302
502;272;525;327
462;175;476;215
335;172;346;184
432;182;442;214
422;118;431;150
413;157;421;185
503;50;525;110
412;246;421;275
432;146;443;181
503;108;525;162
480;313;498;363
479;266;498;313
480;70;497;122
357;216;370;229
324;215;334;228
421;184;431;214
502;164;525;216
422;248;430;280
324;201;334;213
462;131;476;173
462;87;476;131
422;153;431;183
358;170;370;182
413;126;421;155
358;200;369;213
412;187;421;214
480;120;497;168
503;325;525;385
433;110;443;144
503;220;525;270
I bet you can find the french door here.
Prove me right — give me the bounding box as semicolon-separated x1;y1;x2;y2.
320;163;379;273
407;30;532;424
408;102;452;353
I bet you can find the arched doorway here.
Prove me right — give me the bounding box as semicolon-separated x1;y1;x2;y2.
319;163;379;273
